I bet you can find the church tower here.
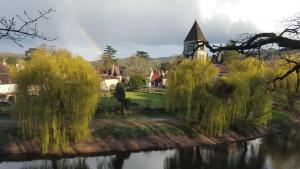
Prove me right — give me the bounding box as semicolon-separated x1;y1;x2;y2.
183;20;208;61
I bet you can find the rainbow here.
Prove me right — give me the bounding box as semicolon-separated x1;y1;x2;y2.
77;24;102;54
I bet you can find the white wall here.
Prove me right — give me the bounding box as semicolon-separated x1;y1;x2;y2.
0;84;16;94
101;79;120;91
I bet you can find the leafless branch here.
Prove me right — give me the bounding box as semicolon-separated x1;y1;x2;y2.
0;8;57;47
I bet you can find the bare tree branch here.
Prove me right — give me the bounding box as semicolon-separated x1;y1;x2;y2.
0;8;56;47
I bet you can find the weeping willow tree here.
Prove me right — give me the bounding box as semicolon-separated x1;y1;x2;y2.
166;59;221;131
269;54;300;112
15;49;100;154
224;58;272;125
167;58;272;136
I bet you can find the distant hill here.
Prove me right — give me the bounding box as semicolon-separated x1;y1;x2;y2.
92;54;183;68
0;52;25;59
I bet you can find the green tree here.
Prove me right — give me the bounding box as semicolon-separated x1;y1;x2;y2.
122;55;151;76
127;76;146;90
269;54;300;112
160;62;171;71
221;50;241;64
15;49;100;154
25;48;38;61
167;59;219;128
100;46;117;69
114;83;126;114
5;57;17;65
167;58;272;136
136;51;150;59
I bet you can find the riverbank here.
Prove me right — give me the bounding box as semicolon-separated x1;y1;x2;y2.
0;112;299;160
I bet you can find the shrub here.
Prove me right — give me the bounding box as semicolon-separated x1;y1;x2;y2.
114;83;126;114
127;76;146;90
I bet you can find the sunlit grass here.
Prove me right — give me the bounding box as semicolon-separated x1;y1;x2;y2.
126;91;165;109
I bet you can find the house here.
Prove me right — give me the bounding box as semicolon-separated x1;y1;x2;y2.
214;64;229;77
0;63;16;103
100;75;120;91
96;64;126;91
149;69;168;87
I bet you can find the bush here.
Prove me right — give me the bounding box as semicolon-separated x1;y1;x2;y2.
127;76;146;90
114;83;126;114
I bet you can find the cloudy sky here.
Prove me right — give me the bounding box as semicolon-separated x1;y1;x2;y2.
0;0;299;60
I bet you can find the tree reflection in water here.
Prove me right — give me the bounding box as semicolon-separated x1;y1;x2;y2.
20;152;130;169
260;125;300;169
164;140;265;169
97;152;130;169
20;158;90;169
164;126;300;169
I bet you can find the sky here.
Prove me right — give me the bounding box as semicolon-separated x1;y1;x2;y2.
0;0;299;61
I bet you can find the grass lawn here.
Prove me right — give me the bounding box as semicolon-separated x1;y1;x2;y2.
97;93;120;113
0;106;17;146
126;91;165;109
98;91;166;113
91;118;185;139
0;104;14;114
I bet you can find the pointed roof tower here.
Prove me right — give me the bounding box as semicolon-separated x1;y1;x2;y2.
184;20;207;42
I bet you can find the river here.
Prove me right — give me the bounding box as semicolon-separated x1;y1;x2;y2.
1;125;300;169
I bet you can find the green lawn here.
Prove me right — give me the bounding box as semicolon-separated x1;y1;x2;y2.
126;91;165;109
97;93;120;113
0;104;14;114
98;91;166;113
93;124;183;139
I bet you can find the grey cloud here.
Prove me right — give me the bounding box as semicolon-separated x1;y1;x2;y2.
71;0;201;46
0;0;261;58
68;0;260;46
201;14;261;43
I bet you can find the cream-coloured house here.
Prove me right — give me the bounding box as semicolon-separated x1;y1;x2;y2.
100;77;120;91
97;64;124;91
0;63;16;103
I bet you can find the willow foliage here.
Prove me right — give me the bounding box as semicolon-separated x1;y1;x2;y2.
15;49;100;153
167;58;272;136
269;54;300;111
167;59;220;128
225;58;272;125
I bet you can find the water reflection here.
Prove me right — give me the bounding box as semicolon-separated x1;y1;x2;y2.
164;140;265;169
17;153;130;169
1;125;300;169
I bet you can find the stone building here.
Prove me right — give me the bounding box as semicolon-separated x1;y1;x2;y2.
183;20;208;61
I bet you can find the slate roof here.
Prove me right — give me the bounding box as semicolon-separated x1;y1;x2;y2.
184;20;207;42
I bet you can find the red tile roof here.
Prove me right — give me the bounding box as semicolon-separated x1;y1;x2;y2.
214;64;229;74
151;70;161;82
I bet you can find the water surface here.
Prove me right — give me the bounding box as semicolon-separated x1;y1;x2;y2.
1;125;300;169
